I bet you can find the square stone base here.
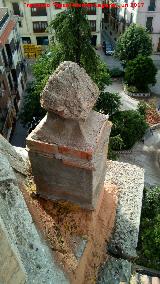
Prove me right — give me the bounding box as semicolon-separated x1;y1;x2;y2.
27;111;111;209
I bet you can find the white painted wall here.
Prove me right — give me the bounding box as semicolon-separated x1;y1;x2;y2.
118;0;160;53
4;0;103;46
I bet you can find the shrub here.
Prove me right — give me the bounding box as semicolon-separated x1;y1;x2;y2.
110;110;148;149
125;55;157;92
138;102;148;117
137;187;160;270
115;23;152;66
110;68;124;78
108;134;125;160
95;92;121;116
126;85;139;93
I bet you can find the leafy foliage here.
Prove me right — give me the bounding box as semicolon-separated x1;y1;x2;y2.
19;44;65;125
20;1;110;126
138;101;148;118
108;134;124;160
110;68;124;78
115;24;152;65
95;92;121;116
125;55;157;92
110;110;148;149
19;82;46;126
126;85;139;93
48;5;110;90
137;187;160;270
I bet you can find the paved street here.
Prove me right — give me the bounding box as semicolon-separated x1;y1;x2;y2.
96;29;123;70
96;48;123;70
104;78;139;111
97;36;138;111
97;40;160;186
119;128;160;186
11;117;28;148
150;70;160;96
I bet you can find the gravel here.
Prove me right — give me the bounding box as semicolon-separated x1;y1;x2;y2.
105;160;144;259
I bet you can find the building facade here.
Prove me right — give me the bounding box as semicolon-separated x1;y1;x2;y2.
103;0;160;53
3;0;103;47
0;7;26;140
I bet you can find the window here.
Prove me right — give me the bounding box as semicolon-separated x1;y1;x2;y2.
18;20;22;28
33;21;48;33
89;20;96;32
31;6;47;16
87;4;96;15
130;13;133;24
146;17;153;32
148;0;156;11
36;36;49;45
9;39;15;54
22;37;31;44
157;38;160;52
12;3;20;16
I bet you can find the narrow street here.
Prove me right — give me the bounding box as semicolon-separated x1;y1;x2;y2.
97;37;160;187
97;29;123;70
10;60;34;147
104;78;139;111
119;128;160;186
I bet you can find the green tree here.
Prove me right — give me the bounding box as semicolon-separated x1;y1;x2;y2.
48;2;111;89
125;55;157;92
137;187;160;270
20;44;65;125
110;110;148;149
20;1;110;126
115;24;152;65
138;101;148;118
95;92;121;116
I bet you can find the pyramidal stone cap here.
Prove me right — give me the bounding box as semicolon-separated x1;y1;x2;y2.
40;61;100;121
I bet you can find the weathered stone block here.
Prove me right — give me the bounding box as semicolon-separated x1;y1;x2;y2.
27;111;111;209
40;61;99;121
27;61;111;210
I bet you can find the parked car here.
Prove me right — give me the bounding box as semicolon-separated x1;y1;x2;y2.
105;43;114;55
102;41;114;56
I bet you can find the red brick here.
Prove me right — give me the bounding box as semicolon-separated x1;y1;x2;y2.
58;146;92;160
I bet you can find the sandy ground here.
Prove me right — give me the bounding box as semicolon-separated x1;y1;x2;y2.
21;181;118;284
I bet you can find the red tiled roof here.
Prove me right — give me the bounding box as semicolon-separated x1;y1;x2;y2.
0;20;16;47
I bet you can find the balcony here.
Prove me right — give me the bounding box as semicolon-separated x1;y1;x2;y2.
5;56;13;72
33;22;48;33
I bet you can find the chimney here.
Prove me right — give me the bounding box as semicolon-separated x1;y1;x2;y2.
27;61;112;210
